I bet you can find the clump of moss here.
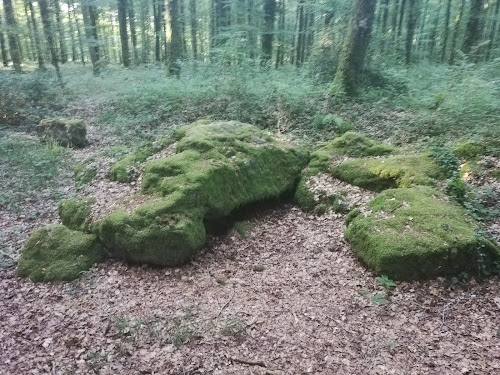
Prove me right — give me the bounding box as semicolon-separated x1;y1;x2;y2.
331;154;446;192
109;137;174;183
17;224;105;282
95;120;307;266
295;133;395;211
453;141;482;160
58;197;95;232
345;187;500;281
74;163;97;186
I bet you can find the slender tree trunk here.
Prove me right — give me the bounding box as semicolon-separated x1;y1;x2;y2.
139;0;148;63
440;0;452;62
391;0;400;40
0;12;9;67
39;0;63;82
380;0;390;51
27;0;46;69
189;0;198;59
262;0;277;63
117;0;131;67
305;6;315;59
449;0;466;64
53;0;68;63
153;0;160;61
295;0;305;66
66;1;77;62
179;0;187;54
405;0;419;64
462;0;484;58
81;0;100;74
332;0;377;97
108;12;118;63
427;0;441;60
486;0;500;60
415;0;428;53
167;0;182;76
3;0;22;72
247;0;256;59
397;0;407;37
23;1;36;61
128;0;139;64
275;0;285;68
74;5;86;64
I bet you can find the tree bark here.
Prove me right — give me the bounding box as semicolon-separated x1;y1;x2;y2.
462;0;484;58
262;0;276;63
332;0;377;97
486;0;500;60
81;0;100;74
53;0;68;63
39;0;63;82
440;0;452;62
117;0;131;67
128;0;139;64
427;0;441;60
449;0;465;64
167;0;183;76
3;0;22;72
66;1;78;62
73;4;86;64
0;11;9;67
405;0;419;64
189;0;197;59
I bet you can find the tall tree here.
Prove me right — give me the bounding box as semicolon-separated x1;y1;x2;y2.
0;10;9;67
117;0;131;66
39;0;63;82
128;0;139;64
188;0;197;58
66;1;78;61
379;0;390;51
3;0;22;72
332;0;377;96
449;0;465;64
427;0;442;60
295;0;305;66
73;2;86;64
486;0;500;60
262;0;277;63
440;0;452;62
167;0;183;76
27;0;46;70
462;0;484;58
53;0;68;63
81;0;100;74
211;0;231;49
405;0;419;64
275;0;285;67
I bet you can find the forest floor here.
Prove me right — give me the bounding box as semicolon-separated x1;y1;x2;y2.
1;64;500;374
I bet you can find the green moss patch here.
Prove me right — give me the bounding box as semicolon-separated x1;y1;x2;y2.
74;163;97;186
345;187;500;281
17;224;105;282
95;120;307;266
109;138;174;183
453;141;482;160
58;197;95;232
331;154;446;192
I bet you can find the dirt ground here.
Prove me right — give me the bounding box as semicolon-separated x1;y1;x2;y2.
1;202;499;375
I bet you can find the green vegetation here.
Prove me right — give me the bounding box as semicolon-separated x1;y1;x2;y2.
345;187;500;281
17;224;104;282
331;154;446;192
94;121;307;266
74;163;97;187
58;197;95;232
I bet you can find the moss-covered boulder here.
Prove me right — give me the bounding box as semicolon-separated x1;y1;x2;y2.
345;187;500;280
36;118;88;148
58;197;95;232
109;138;174;183
295;132;395;211
331;154;446;192
17;224;105;282
94;120;308;266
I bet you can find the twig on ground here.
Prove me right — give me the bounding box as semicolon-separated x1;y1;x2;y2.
231;357;267;368
216;288;235;321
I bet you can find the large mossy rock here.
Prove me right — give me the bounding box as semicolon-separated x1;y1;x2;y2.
331;154;445;192
94;120;308;266
345;187;500;281
17;224;105;282
36;118;88;148
295;132;395;211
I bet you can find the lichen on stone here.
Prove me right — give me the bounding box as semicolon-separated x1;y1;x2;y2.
345;186;500;280
17;224;105;282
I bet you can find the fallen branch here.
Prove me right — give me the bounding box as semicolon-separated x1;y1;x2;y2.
231;357;267;368
216;289;235;321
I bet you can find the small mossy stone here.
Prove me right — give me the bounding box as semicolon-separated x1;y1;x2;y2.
58;197;95;232
345;187;500;281
17;224;105;282
93;201;206;266
36;118;88;148
74;163;97;186
331;154;446;192
318;132;395;158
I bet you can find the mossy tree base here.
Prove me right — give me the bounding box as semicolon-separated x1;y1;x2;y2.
345;187;500;281
17;224;105;282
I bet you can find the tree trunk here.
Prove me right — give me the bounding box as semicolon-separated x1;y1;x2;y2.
332;0;377;97
391;0;400;41
440;0;452;62
275;0;285;68
189;0;197;59
262;0;277;63
66;1;78;62
73;4;86;64
3;0;22;72
247;0;257;59
81;0;100;74
295;0;305;66
117;0;131;67
462;0;484;58
23;1;36;61
128;0;139;64
397;0;407;37
53;0;68;63
27;0;46;70
449;0;465;64
427;0;441;60
0;12;9;67
167;0;183;76
486;0;500;60
139;0;149;63
405;0;419;64
379;0;390;51
153;0;161;61
39;0;63;82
